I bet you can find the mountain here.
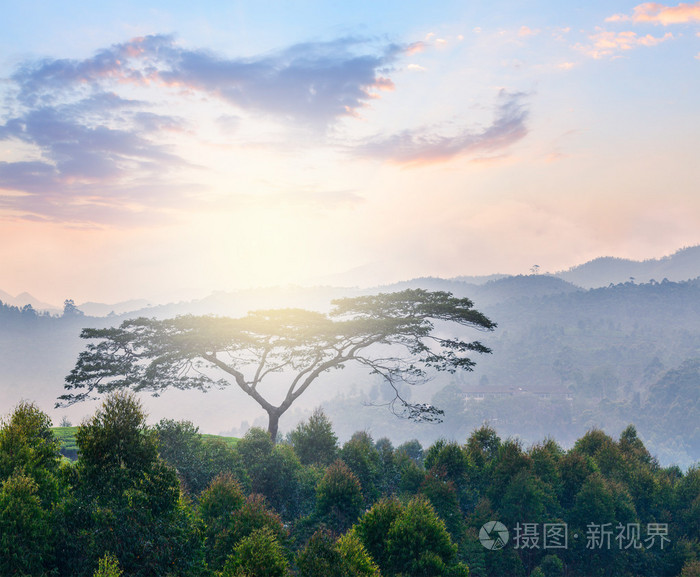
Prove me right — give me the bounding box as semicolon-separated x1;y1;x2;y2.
555;245;700;288
5;245;699;318
0;290;59;312
76;299;154;317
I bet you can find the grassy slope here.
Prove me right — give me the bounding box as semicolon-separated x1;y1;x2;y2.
52;427;238;459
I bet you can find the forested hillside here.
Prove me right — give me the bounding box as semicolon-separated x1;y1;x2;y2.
1;396;698;576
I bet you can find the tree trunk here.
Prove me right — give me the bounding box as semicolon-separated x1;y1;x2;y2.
266;408;281;442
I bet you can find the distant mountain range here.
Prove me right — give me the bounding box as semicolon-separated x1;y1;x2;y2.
554;245;700;288
0;289;57;312
2;245;700;316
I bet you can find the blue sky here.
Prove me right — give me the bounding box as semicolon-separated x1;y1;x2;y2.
1;1;699;304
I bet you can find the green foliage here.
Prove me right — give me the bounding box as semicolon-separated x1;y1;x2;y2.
201;476;287;572
676;466;700;539
62;392;204;577
353;495;467;577
424;439;469;489
93;553;123;577
488;439;533;510
538;554;564;577
199;472;246;526
289;408;338;466
76;391;160;494
458;528;486;577
315;459;364;532
199;473;246;570
376;436;400;495
352;496;403;571
335;531;382;576
340;431;382;506
569;473;619;527
2;394;699;577
385;495;463;577
498;469;559;526
236;427;275;466
236;428;306;519
0;401;62;504
0;471;53;576
229;494;288;546
529;438;563;493
296;529;341;577
420;469;464;537
680;560;700;577
296;528;380;577
53;425;80;460
423;438;473;516
203;437;249;491
484;546;525;577
465;426;500;494
155;418;209;493
396;438;424;465
156;419;245;495
398;458;426;496
219;527;290;577
557;450;597;508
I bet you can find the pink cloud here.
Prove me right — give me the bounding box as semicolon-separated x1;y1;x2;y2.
518;26;539;37
405;41;427;55
352;91;528;166
607;2;700;25
579;28;674;58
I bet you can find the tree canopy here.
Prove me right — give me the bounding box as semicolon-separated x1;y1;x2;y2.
60;289;496;439
2;398;699;577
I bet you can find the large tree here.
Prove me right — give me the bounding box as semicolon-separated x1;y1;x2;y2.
59;289;495;439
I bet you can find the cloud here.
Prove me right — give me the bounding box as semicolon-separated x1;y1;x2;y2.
156;37;400;125
406;41;427;55
0;89;191;223
607;2;700;25
351;91;528;165
578;28;674;58
518;26;539;37
0;35;404;223
10;35;400;125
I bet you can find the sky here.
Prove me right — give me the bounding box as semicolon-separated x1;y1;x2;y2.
1;0;699;306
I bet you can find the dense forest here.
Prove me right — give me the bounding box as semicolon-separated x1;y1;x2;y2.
1;394;698;577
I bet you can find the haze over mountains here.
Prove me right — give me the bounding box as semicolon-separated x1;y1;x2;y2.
4;245;700;315
1;245;699;468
